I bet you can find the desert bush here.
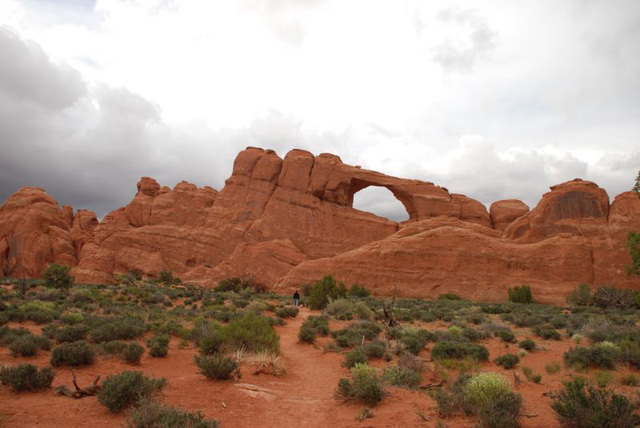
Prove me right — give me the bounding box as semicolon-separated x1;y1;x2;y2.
344;347;368;368
99;340;128;355
198;323;229;355
90;317;146;343
563;345;620;370
56;325;89;343
195;354;238;380
508;285;533;304
533;324;562;340
147;334;170;358
398;328;431;355
213;277;250;293
383;364;421;389
518;339;536;351
431;341;489;362
246;350;286;376
551;377;640;428
495;353;520;369
591;286;639;309
158;270;181;285
226;312;279;353
275;307;298;318
332;321;382;348
593;370;614;387
466;372;522;428
42;263;74;289
430;373;473;417
497;330;516;343
438;293;461;301
61;312;84;325
353;301;373;320
567;283;592;306
348;284;371;298
308;275;347;310
361;340;386;359
18;300;59;324
9;335;50;357
522;367;542;384
620;373;639;386
325;299;353;320
126;397;219;428
546;361;562;374
97;371;166;413
50;340;95;366
335;363;385;406
124;342;145;364
0;364;54;392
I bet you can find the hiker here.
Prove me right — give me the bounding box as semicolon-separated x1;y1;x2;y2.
293;289;300;307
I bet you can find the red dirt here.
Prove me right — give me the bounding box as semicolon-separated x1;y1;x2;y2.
2;308;638;427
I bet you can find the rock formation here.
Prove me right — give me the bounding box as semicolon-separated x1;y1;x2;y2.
1;147;639;304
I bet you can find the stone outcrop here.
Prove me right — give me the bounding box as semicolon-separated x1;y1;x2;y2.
1;148;638;304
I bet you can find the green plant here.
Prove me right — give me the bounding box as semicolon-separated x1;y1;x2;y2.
627;231;640;276
42;263;74;289
275;307;298;318
194;354;238;380
546;361;562;374
124;342;145;364
213;277;250;293
325;299;353;320
198;323;229;355
563;345;619;370
344;348;368;368
518;339;536;351
226;312;279;353
147;334;170;358
158;270;181;285
593;370;614;387
335;363;385;406
495;353;520;369
90;317;146;343
430;373;472;417
126;397;219;428
348;284;371;298
308;275;347;310
508;285;533;304
9;335;49;357
533;324;562;340
567;283;592;306
56;325;90;343
466;372;522;428
0;364;54;392
50;340;95;366
497;330;516;343
551;377;640;427
438;293;461;301
97;371;166;413
383;365;421;389
431;341;489;362
620;373;639;386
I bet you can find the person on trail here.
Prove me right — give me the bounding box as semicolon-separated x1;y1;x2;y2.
293;290;300;307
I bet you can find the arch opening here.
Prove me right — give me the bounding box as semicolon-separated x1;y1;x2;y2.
351;185;410;222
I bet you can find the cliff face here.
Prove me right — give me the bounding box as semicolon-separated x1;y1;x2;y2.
1;147;639;304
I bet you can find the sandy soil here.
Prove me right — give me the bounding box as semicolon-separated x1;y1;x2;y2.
1;308;638;428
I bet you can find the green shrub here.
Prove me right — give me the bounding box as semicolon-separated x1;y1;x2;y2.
591;286;638;309
56;325;89;343
298;325;317;343
195;354;238;380
563;345;619;370
466;372;522;428
353;301;373;320
100;340;128;355
431;373;472;417
628;231;640;276
533;324;562;340
344;348;368;368
213;277;250;293
126;397;219;428
308;275;347;310
518;339;536;351
593;370;614;387
522;367;542;384
566;283;592;306
495;353;520;369
348;284;371;298
42;263;74;289
335;363;385;406
226;312;279;353
90;317;146;343
158;270;181;285
546;361;562;374
147;334;170;358
496;330;516;343
438;293;461;301
0;364;54;392
383;365;421;389
620;373;639;386
97;371;166;413
325;299;353;320
398;328;431;355
508;285;533;304
332;321;382;348
198;323;229;355
124;342;145;364
431;341;489;362
10;335;48;357
51;340;95;366
361;340;386;359
551;377;640;428
18;300;59;324
275;307;298;318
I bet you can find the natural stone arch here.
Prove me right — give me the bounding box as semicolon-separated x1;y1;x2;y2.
348;178;415;221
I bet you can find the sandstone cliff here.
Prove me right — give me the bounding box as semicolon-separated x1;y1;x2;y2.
1;147;638;304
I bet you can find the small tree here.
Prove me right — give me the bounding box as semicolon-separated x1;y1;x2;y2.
42;263;74;289
508;284;533;304
308;275;347;310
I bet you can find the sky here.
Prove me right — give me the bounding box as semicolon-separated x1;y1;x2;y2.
0;0;638;222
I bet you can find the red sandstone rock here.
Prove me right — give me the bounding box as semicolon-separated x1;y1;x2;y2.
490;199;530;231
0;149;638;305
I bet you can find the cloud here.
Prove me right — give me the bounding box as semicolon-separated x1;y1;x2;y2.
431;7;497;73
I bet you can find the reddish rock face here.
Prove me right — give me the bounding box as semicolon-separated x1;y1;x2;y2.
1;149;638;304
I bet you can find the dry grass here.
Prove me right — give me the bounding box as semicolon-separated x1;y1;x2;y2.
246;350;286;376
